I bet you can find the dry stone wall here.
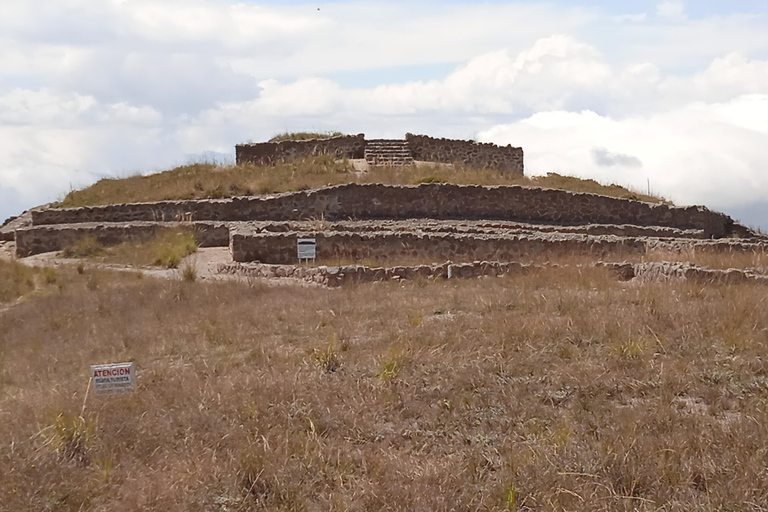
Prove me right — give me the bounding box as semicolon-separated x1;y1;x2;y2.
219;260;538;287
239;219;708;239
234;133;523;174
236;134;366;165
601;261;768;286
406;134;523;175
18;217;761;258
229;229;767;265
230;230;649;264
32;184;744;239
221;260;768;288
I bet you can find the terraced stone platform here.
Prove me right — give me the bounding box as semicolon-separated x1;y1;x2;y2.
5;183;765;277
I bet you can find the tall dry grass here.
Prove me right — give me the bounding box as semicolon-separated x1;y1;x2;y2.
58;156;664;208
2;263;768;510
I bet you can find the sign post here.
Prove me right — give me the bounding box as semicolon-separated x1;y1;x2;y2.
90;362;136;396
297;238;316;265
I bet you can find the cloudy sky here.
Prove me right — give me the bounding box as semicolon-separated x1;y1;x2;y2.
2;0;768;230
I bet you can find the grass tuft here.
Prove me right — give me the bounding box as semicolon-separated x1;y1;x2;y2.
181;263;198;282
40;413;96;466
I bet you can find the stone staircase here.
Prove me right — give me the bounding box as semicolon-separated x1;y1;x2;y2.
364;140;414;167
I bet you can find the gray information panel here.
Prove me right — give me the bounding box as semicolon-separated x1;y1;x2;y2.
297;238;316;260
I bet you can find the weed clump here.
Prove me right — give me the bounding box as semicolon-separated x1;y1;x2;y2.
181;263;198;282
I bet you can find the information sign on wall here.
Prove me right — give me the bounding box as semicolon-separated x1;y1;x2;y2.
91;362;136;396
297;238;316;260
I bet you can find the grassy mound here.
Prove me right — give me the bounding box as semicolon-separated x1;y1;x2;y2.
58;156;664;208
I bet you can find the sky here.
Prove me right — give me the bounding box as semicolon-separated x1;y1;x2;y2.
2;0;768;230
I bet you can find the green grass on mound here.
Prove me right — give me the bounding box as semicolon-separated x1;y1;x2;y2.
58;156;665;209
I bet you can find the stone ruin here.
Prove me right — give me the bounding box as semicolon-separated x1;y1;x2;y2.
2;136;767;287
235;133;525;175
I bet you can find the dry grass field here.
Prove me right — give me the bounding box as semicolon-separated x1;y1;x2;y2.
57;156;663;209
2;258;768;511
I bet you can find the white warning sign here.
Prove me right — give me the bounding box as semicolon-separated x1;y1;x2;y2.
91;362;136;396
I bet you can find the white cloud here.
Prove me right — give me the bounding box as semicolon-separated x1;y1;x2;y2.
480;95;768;209
657;1;685;19
0;89;161;126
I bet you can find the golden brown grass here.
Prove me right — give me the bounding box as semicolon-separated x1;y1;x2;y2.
2;259;768;510
61;229;197;269
58;156;663;208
